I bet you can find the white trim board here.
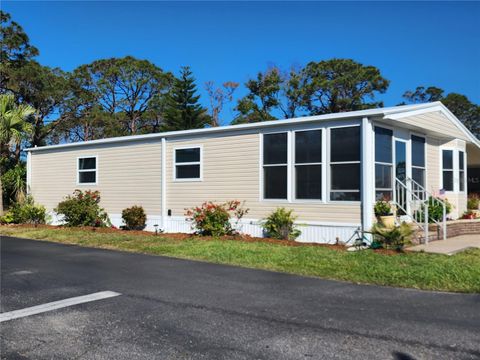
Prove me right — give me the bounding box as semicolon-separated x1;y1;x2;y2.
27;102;479;153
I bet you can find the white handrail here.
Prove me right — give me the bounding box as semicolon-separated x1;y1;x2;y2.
393;177;447;243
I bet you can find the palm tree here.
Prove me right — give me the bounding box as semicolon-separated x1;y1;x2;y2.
0;94;34;214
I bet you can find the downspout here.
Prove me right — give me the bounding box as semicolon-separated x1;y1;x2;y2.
161;138;167;231
361;117;375;240
26;150;32;195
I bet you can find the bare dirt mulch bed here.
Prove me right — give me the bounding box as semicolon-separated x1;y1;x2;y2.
4;224;347;250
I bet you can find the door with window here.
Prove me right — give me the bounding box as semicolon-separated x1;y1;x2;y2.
395;140;407;212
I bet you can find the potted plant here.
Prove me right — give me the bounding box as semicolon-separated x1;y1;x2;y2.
374;198;395;227
370;222;414;252
467;195;480;218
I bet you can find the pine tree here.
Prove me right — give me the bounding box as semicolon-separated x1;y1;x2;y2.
162;66;211;131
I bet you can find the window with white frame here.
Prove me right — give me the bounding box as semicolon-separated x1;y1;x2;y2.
330;126;361;201
459;151;465;192
175;147;201;180
295;129;322;200
78;157;97;184
411;135;426;189
442;149;454;191
374;127;393;200
263;133;288;199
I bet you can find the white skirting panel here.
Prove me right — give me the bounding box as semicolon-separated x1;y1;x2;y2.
48;212;359;244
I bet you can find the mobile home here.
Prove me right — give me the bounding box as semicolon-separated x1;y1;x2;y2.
26;102;480;243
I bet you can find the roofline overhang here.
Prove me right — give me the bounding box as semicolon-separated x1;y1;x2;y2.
25;102;479;152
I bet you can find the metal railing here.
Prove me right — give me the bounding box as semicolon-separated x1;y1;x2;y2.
394;177;447;243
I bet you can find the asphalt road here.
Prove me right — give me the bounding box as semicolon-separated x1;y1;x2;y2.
1;236;479;360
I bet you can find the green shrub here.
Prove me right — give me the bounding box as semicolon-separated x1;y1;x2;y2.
262;208;301;240
467;195;480;210
0;196;46;225
0;211;15;224
1;163;27;207
185;200;249;236
122;206;147;230
416;197;453;223
370;222;414;252
55;190;110;227
374;198;392;216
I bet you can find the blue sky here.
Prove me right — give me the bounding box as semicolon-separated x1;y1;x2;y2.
4;1;480;124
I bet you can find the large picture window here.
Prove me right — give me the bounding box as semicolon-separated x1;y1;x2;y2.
442;149;454;191
78;156;97;184
175;147;201;180
459;151;465;192
330;126;361;201
375;127;393;200
263;133;288;199
411;135;426;189
295;130;322;200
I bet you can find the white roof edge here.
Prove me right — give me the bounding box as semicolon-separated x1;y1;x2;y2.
437;102;480;148
383;102;480;148
25;102;452;152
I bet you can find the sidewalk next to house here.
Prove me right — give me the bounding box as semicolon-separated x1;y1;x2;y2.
408;234;480;255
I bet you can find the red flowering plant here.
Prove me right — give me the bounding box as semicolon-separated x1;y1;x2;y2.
55;190;110;227
185;200;249;236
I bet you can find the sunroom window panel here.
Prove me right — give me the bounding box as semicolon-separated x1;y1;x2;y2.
375;127;393;164
375;164;392;189
330;163;360;190
330;126;361;201
330;191;360;201
375;127;393;199
330;127;360;162
376;191;393;201
411;135;425;167
412;167;425;188
296;165;321;199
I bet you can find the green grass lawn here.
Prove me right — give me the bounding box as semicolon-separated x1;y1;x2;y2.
1;225;479;293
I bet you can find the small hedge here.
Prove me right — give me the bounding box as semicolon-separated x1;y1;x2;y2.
122;206;147;230
185;200;249;236
55;190;110;227
262;208;301;240
0;196;46;225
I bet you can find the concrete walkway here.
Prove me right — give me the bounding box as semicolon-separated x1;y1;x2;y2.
408;234;480;255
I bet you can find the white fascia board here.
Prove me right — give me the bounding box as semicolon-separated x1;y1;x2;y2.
383;102;480;148
25;102;443;153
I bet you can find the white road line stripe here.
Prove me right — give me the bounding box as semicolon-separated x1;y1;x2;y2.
0;291;121;323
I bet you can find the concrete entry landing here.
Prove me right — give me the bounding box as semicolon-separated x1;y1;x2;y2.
408;234;480;255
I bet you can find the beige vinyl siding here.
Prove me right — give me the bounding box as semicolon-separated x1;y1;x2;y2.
31;139;162;215
166;132;361;223
398;112;468;141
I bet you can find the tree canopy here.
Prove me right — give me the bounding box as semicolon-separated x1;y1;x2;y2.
233;59;390;124
402;86;480;138
162;66;211;131
0;9;478;154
